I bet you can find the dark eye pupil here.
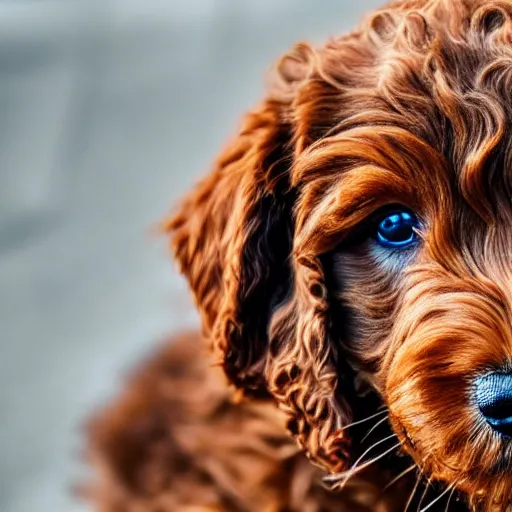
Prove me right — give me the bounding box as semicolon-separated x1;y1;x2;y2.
376;211;417;247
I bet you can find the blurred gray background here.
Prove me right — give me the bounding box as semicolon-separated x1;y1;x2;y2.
0;1;382;510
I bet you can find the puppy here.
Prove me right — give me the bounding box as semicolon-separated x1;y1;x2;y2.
86;1;512;510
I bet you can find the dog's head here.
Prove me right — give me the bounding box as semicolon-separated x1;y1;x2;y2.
166;1;512;509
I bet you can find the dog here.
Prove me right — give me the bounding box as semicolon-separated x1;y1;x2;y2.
84;0;512;510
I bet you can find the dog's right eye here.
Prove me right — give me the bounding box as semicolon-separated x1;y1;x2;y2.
374;209;419;249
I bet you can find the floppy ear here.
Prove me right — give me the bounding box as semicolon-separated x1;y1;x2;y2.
165;45;315;393
165;44;354;473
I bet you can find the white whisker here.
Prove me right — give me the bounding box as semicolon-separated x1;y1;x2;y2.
323;434;398;485
420;482;456;512
343;442;400;482
405;474;421;512
383;465;416;492
444;483;457;512
350;433;398;472
361;415;390;443
331;440;401;491
416;479;431;512
339;409;388;433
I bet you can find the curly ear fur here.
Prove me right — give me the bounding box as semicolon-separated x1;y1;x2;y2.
165;93;295;394
165;46;309;389
165;44;354;472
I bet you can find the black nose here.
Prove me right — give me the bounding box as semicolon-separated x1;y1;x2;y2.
475;372;512;437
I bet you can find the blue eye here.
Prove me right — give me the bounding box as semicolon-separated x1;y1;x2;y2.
375;210;418;248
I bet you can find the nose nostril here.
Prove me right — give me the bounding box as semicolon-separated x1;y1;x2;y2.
475;372;512;437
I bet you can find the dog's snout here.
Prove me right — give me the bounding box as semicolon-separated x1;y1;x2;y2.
475;372;512;437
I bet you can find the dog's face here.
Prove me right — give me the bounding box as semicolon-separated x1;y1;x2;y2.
168;1;512;509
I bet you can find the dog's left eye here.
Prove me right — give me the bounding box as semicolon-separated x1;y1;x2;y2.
375;210;418;248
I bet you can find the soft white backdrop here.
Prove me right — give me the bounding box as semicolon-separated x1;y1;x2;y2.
0;1;382;510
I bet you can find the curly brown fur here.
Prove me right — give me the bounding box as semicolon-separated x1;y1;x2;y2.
85;333;406;511
86;1;512;510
